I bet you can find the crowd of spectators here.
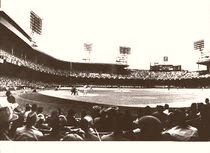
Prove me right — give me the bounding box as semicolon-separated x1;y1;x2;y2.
0;49;209;82
69;70;206;81
0;76;58;91
1;91;210;141
0;50;60;75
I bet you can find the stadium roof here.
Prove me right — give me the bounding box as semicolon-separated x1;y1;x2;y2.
33;47;128;67
197;58;210;65
0;11;32;44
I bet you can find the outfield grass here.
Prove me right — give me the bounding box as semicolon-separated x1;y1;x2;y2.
39;88;210;107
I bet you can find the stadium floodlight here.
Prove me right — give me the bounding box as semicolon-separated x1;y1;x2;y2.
30;11;42;35
163;56;168;62
118;46;131;64
127;47;131;54
119;46;131;55
84;43;92;51
120;47;124;54
194;40;204;51
83;43;92;61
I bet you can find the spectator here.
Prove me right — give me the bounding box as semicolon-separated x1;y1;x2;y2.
187;103;199;121
101;109;129;141
94;108;110;132
198;103;210;140
22;104;32;123
6;90;16;104
14;111;43;141
36;108;51;135
162;109;199;141
66;109;78;127
0;106;19;140
31;104;38;115
152;105;168;127
40;110;62;141
81;110;87;119
163;104;170;115
91;105;102;120
36;114;50;132
121;110;133;131
133;115;168;141
142;105;152;116
80;115;100;141
164;111;176;130
5;90;19;112
205;98;210;105
186;103;200;128
36;106;46;125
58;114;69;134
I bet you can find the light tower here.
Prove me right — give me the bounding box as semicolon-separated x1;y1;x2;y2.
30;11;42;47
116;46;131;64
83;43;92;62
194;39;210;71
194;40;204;68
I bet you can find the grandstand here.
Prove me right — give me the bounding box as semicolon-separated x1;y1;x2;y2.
2;10;210;89
197;56;210;73
0;10;129;87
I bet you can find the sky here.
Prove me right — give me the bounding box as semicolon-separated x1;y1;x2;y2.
1;0;210;70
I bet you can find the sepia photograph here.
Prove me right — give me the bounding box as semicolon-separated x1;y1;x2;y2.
1;0;210;151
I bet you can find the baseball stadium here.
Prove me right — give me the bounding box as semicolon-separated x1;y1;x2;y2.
1;9;210;142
